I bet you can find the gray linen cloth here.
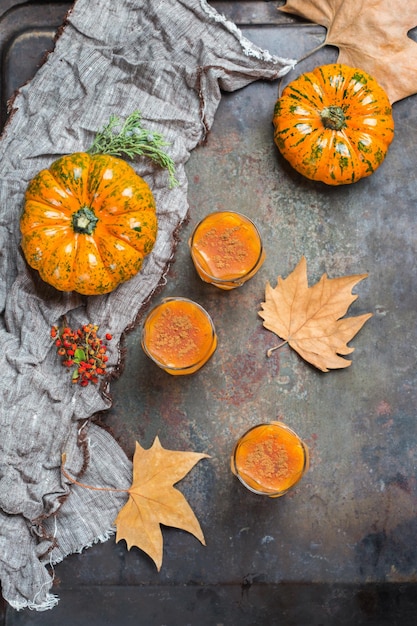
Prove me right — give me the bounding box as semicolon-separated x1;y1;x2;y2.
0;0;294;610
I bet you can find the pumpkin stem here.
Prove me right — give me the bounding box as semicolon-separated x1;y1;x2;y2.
72;207;99;235
321;106;346;131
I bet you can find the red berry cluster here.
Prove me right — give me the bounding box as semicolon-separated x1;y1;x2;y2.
51;322;112;386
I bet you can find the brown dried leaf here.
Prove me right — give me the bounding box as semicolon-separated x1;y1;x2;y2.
280;0;417;103
259;257;372;372
115;437;209;570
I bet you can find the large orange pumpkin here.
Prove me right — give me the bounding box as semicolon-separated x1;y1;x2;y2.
20;152;158;295
273;64;395;185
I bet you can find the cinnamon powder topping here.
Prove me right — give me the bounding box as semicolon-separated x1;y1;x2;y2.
199;225;248;271
191;212;263;282
153;307;198;359
244;437;289;483
144;299;215;371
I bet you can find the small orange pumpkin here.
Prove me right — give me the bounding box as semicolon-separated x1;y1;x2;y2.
20;152;158;295
273;64;395;185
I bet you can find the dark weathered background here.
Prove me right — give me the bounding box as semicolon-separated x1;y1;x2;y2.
1;1;417;624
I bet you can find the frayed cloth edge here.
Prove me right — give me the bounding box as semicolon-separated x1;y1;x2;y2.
199;0;297;74
7;528;116;612
8;594;59;612
50;527;116;565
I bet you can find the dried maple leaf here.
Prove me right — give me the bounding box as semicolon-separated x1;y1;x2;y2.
259;257;372;372
280;0;417;103
115;437;209;571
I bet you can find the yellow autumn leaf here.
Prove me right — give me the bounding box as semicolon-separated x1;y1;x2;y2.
115;437;209;571
280;0;417;103
259;257;372;372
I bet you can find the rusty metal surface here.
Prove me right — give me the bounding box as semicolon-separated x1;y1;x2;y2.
2;1;417;624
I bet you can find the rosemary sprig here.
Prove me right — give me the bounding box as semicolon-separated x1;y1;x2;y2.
87;111;179;188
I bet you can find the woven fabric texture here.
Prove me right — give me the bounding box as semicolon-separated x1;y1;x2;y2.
0;0;294;610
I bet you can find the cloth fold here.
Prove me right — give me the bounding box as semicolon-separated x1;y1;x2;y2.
0;0;294;610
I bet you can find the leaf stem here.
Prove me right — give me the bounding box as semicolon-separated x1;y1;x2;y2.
277;39;327;99
266;340;288;358
296;40;326;66
87;111;179;188
61;453;129;493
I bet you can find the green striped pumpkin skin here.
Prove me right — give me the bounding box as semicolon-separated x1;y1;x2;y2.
20;153;158;295
273;64;395;185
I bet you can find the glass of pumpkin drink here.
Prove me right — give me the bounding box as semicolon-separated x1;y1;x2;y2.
189;211;265;290
141;297;217;375
231;422;309;497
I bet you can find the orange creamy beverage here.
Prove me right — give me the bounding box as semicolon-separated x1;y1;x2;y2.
231;422;309;497
141;297;217;375
189;211;265;289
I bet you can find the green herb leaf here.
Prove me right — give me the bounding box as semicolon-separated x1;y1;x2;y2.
87;111;179;188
